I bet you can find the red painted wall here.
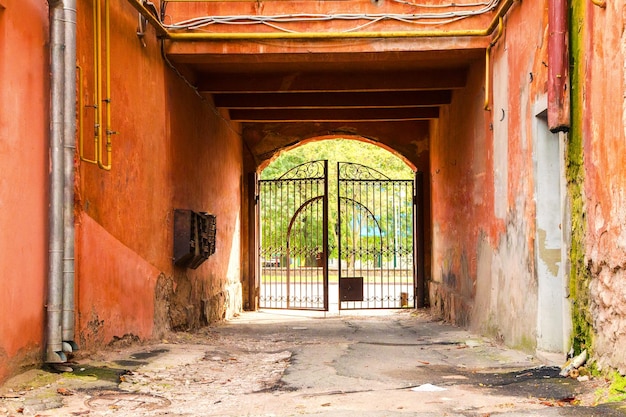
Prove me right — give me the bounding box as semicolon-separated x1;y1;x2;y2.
74;0;243;351
430;0;552;349
0;0;49;382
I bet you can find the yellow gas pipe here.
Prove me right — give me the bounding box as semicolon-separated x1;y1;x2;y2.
96;0;106;169
484;17;504;111
101;0;112;171
80;0;112;170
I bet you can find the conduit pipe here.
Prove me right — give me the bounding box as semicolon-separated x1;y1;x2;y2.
547;0;570;132
126;0;514;40
47;0;78;363
484;17;503;111
83;0;113;170
62;0;79;352
48;0;66;364
94;0;103;167
102;0;113;170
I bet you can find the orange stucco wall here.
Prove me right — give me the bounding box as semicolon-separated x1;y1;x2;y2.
74;0;243;351
430;0;552;349
582;1;626;371
0;0;49;382
3;0;626;385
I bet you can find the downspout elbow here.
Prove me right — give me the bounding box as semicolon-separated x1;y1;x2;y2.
547;0;571;132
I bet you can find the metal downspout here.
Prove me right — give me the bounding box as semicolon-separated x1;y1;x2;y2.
547;0;570;132
62;0;79;353
48;0;78;363
47;0;67;363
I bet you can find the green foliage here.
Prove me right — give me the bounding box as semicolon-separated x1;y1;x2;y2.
259;138;414;264
261;139;413;180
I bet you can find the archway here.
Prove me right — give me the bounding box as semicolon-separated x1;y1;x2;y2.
255;138;425;312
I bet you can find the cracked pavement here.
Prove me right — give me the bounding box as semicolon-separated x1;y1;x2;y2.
1;310;625;416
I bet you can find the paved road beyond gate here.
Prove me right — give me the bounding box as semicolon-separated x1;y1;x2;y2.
258;160;416;311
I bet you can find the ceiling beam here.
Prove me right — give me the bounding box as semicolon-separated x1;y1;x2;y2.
198;69;466;93
213;90;452;109
229;107;439;122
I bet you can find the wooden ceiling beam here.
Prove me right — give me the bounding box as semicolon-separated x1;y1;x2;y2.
198;69;466;93
213;90;452;109
229;107;439;122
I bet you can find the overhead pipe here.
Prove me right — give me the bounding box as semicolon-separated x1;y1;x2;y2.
47;0;68;364
94;0;103;166
102;0;114;170
484;17;503;111
82;0;113;170
547;0;570;132
126;0;514;40
62;0;79;353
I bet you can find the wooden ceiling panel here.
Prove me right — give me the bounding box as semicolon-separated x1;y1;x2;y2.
228;107;440;122
198;69;467;93
212;90;453;109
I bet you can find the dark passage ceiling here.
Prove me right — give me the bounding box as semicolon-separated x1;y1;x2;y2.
168;50;482;123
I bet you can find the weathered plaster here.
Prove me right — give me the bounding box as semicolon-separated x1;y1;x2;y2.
0;0;49;383
580;0;626;372
75;0;244;353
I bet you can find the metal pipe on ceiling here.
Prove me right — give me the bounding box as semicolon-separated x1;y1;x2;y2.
484;16;503;111
100;0;113;170
126;0;514;40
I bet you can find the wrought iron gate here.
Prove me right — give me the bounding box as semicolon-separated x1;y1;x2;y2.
337;162;415;309
258;160;415;311
258;160;329;310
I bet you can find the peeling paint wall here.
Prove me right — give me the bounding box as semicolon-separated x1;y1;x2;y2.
430;0;557;352
0;0;49;382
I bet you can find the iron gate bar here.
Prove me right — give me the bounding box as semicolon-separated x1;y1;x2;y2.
259;159;415;311
337;162;415;310
258;160;328;311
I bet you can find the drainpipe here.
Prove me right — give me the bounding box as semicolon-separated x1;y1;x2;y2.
48;0;67;363
48;0;78;363
547;0;570;132
62;0;79;353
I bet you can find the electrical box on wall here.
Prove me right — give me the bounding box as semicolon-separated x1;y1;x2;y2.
173;209;216;269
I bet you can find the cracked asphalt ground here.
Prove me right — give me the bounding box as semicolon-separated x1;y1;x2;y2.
1;310;625;416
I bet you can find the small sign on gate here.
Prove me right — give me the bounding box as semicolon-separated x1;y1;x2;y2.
339;277;364;302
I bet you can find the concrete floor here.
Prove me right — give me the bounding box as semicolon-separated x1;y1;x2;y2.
1;310;625;416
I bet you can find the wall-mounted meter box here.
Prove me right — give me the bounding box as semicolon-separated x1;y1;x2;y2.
173;209;216;269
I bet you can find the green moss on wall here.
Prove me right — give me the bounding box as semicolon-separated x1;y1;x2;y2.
567;0;594;356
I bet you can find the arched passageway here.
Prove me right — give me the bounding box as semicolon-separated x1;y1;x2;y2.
249;138;428;313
